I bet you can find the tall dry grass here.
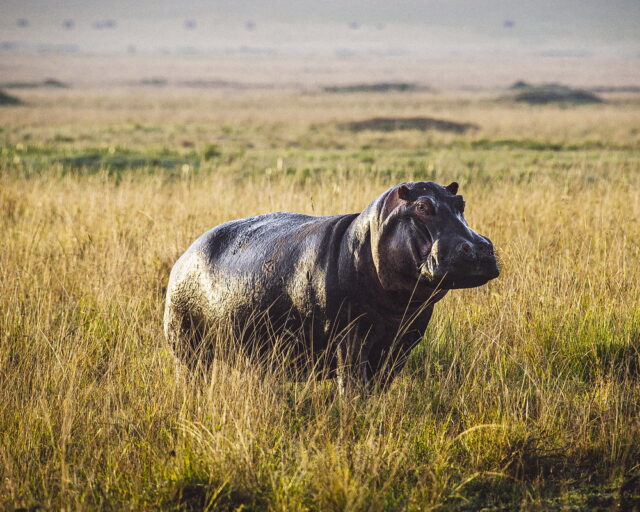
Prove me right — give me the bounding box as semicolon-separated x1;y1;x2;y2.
1;89;640;510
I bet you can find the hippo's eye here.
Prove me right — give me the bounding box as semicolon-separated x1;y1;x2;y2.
415;200;435;215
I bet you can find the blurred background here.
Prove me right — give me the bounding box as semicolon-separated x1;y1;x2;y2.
2;0;639;89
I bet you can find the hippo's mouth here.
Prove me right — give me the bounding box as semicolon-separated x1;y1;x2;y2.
415;226;445;286
414;224;433;265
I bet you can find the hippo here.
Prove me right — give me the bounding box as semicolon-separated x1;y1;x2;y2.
164;181;499;389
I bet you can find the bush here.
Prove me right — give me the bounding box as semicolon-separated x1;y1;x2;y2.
203;144;222;160
511;84;603;105
0;89;22;106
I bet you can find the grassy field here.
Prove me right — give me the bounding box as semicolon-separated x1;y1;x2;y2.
1;87;640;511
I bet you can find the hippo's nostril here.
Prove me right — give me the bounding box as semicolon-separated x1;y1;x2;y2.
479;242;495;258
457;241;476;262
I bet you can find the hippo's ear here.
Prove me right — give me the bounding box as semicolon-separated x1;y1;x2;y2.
397;184;412;201
446;182;459;195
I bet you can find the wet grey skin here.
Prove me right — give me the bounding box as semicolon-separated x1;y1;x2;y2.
164;181;499;389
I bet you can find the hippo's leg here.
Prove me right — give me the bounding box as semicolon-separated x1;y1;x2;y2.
370;333;421;389
369;306;434;389
335;336;373;395
165;304;211;370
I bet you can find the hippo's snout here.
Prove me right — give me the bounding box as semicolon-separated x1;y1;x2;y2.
422;236;499;289
447;236;499;288
455;238;496;264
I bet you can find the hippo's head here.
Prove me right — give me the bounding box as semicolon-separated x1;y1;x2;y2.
372;181;499;292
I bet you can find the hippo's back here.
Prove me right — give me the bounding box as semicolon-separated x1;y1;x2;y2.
164;211;357;365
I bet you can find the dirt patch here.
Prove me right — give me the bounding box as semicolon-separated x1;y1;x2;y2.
0;78;69;89
53;150;197;173
138;78;168;87
339;116;478;133
323;82;422;93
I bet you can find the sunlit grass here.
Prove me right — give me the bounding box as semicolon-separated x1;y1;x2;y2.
1;89;639;510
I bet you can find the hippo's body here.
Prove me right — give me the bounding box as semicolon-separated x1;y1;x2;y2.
164;181;499;387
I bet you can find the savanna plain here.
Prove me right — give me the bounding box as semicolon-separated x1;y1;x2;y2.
1;85;640;511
